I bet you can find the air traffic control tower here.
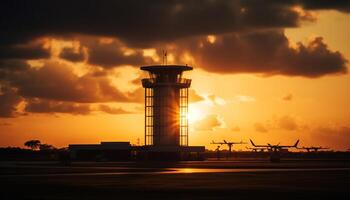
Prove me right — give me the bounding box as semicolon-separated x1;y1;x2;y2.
141;65;205;160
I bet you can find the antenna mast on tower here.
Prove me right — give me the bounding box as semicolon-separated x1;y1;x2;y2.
162;49;167;65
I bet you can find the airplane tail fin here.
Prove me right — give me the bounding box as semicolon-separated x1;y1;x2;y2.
223;140;227;144
294;139;300;147
250;139;256;147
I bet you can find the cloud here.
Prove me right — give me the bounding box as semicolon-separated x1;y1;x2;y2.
0;60;147;116
6;61;132;103
0;0;315;47
0;85;22;117
189;89;205;103
189;30;347;77
126;87;144;103
0;59;30;71
59;47;85;62
98;104;132;115
0;39;50;60
1;0;348;49
282;93;293;101
195;114;224;131
234;95;256;102
0;0;349;117
0;1;347;77
207;94;226;105
85;39;149;68
25;99;91;115
299;0;350;12
254;122;269;133
255;115;305;132
23;100;134;116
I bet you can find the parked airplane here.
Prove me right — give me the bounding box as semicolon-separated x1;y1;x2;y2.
246;146;267;152
297;146;329;152
211;140;246;154
249;139;299;162
249;139;299;152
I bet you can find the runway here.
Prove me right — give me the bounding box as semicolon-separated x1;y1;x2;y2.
1;160;350;199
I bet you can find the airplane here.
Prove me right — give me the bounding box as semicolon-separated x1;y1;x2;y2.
249;139;299;152
211;140;246;154
297;146;329;152
246;146;267;152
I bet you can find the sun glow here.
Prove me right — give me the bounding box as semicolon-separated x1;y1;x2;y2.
188;104;204;124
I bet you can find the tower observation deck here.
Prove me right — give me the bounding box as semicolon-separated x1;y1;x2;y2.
141;65;192;147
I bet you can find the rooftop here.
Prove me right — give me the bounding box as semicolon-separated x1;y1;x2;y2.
141;65;193;72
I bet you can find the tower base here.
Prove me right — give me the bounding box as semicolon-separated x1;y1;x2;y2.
136;145;205;161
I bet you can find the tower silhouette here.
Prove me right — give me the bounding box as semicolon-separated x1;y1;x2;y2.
141;65;192;147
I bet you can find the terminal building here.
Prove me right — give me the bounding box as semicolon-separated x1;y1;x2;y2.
69;142;131;161
69;65;205;161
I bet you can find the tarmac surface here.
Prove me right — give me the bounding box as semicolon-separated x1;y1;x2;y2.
1;159;350;199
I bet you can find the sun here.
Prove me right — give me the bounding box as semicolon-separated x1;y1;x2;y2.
188;104;204;124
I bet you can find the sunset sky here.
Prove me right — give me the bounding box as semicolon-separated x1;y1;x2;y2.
1;0;350;150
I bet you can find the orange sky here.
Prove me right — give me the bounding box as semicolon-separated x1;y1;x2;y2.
1;4;350;151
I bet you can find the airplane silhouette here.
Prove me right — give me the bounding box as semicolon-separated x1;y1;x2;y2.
211;140;246;154
297;146;329;152
246;146;267;152
250;139;299;152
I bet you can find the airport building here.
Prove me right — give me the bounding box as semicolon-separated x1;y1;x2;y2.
69;142;131;161
69;65;205;161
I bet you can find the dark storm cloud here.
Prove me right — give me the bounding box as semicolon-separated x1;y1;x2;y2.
59;47;85;62
0;39;50;61
189;30;347;77
0;59;30;71
298;0;350;12
0;0;349;118
0;85;22;117
0;0;320;48
86;39;147;68
25;99;91;115
2;0;348;47
0;0;348;52
239;0;308;28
